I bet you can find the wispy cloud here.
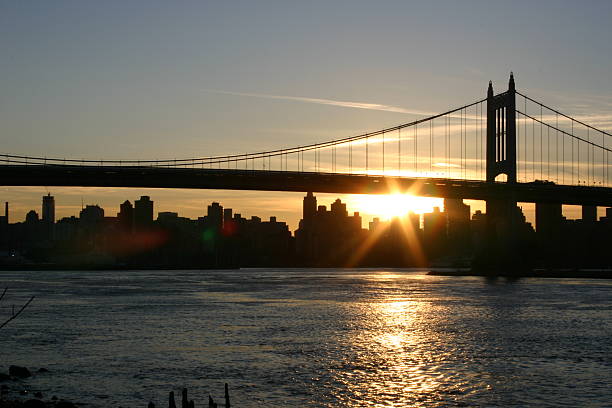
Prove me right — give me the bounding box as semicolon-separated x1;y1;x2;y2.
204;89;435;116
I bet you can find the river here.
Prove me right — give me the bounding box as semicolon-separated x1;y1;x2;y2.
1;269;611;407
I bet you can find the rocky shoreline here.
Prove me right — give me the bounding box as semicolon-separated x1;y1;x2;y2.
1;365;231;408
0;366;77;408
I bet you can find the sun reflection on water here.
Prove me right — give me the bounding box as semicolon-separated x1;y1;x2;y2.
328;274;477;407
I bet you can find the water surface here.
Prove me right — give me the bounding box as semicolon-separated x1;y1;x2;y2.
1;269;611;407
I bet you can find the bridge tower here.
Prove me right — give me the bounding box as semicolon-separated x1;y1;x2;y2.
487;73;516;183
480;73;526;271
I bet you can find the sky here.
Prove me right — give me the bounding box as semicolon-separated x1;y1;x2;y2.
1;1;612;229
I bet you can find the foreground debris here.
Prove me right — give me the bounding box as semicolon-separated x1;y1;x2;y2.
148;384;230;408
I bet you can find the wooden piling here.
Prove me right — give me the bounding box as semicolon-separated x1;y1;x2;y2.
224;383;230;408
169;391;176;408
182;388;188;408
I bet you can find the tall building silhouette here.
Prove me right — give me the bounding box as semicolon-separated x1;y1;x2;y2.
303;192;317;221
295;193;363;266
444;198;471;256
118;200;134;232
0;202;8;250
423;207;446;256
42;193;55;224
42;193;55;240
207;202;223;230
134;196;153;229
79;205;104;227
0;202;8;227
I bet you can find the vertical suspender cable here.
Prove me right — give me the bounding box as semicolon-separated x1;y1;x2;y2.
428;120;431;175
462;108;465;179
547;108;550;180
603;130;607;186
540;105;543;179
382;130;385;175
448;114;451;179
561;114;564;184
547;126;550;181
349;141;352;173
366;134;369;174
475;104;478;178
577;121;580;183
587;128;590;185
415;124;418;174
398;128;401;175
519;111;524;181
571;121;574;184
524;97;527;181
532;114;535;181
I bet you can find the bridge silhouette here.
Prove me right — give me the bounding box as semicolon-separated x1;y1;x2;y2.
1;74;611;209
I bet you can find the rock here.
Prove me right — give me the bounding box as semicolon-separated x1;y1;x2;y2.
9;365;32;378
34;391;43;398
51;395;58;400
37;368;49;373
1;384;9;390
0;372;11;381
24;399;46;408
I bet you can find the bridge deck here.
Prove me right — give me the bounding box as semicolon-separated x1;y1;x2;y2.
1;165;611;206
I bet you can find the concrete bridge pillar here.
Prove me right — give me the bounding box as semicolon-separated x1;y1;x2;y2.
535;202;563;266
582;205;596;223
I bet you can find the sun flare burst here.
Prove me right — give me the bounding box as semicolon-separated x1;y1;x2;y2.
348;193;443;220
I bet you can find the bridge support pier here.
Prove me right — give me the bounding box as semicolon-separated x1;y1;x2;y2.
582;205;597;223
479;197;528;272
535;202;563;267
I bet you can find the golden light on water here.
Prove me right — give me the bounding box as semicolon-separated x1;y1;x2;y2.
348;193;444;219
337;278;453;407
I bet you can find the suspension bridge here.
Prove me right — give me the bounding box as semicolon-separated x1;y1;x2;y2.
1;74;611;208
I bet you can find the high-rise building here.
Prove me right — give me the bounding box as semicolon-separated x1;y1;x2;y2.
42;193;55;240
330;199;348;217
535;202;562;235
134;196;154;229
444;198;471;255
79;205;104;227
0;202;8;250
207;202;223;230
0;202;7;228
223;208;233;225
423;207;446;255
303;192;317;222
118;200;134;231
42;193;55;224
295;195;364;266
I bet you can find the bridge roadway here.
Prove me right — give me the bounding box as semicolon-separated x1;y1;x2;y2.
1;164;611;207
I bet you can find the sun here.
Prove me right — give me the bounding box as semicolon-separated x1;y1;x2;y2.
348;193;443;220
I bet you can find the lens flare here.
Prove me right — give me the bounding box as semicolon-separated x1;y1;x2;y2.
349;193;443;220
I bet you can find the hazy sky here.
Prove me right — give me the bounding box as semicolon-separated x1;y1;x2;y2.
2;1;612;228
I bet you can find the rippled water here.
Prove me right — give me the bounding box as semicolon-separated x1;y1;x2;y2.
1;269;612;407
